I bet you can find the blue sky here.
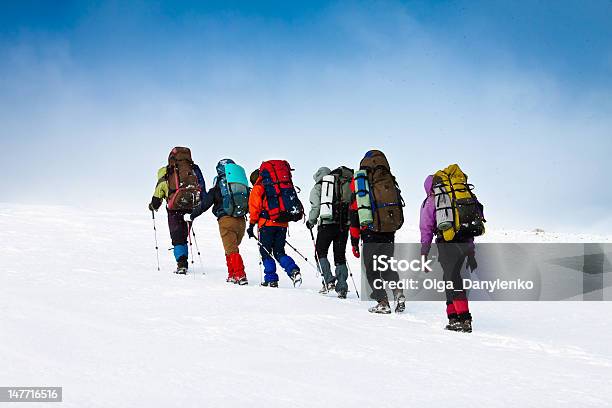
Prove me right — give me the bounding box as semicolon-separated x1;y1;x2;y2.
1;0;611;232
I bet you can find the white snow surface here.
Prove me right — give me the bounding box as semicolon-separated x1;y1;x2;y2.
1;203;611;407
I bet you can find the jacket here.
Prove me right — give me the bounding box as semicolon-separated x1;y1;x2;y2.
308;167;334;226
248;181;288;228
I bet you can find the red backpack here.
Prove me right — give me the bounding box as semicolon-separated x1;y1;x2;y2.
259;160;304;222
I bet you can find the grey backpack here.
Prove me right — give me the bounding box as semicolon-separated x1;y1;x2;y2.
330;166;353;225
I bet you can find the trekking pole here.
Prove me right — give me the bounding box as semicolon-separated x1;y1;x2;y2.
253;235;276;285
253;235;274;259
258;231;264;285
151;210;160;271
346;260;360;298
309;228;331;292
187;222;195;278
285;239;320;274
308;229;323;278
190;224;205;275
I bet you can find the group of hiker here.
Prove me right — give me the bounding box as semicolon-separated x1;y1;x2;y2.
148;147;486;333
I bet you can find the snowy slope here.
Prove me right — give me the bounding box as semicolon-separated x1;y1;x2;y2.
1;204;611;407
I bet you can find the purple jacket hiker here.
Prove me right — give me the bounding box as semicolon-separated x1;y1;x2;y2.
419;175;474;256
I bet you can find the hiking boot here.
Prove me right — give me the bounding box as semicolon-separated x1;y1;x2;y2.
177;256;188;273
445;313;472;333
445;315;461;331
368;299;391;314
226;276;237;283
392;289;404;312
326;278;336;291
459;318;473;333
337;289;348;299
457;313;473;333
395;294;406;313
236;276;248;286
290;270;302;287
261;281;279;288
174;267;188;275
318;277;336;294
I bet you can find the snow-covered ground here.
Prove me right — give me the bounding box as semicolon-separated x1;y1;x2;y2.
1;203;611;407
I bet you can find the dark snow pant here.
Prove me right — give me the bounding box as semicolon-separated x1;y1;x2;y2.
315;224;349;292
259;226;299;283
436;241;470;316
168;210;189;264
362;232;401;302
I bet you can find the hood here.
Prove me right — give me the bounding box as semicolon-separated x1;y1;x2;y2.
424;175;434;193
216;158;235;177
313;167;331;182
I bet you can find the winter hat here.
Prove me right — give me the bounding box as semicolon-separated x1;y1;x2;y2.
249;169;260;186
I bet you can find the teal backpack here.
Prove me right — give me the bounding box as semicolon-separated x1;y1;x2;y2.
216;159;249;218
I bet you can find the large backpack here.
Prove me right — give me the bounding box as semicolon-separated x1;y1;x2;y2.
358;150;404;233
166;147;202;211
433;164;485;241
216;159;249;218
259;160;304;222
322;166;353;225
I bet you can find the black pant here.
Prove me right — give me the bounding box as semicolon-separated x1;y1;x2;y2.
167;210;189;246
362;231;399;302
315;224;349;265
437;242;469;303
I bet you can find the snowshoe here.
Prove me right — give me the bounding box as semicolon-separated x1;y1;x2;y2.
236;276;248;286
261;281;279;288
290;270;302;287
395;294;406;313
226;276;237;284
368;300;391;314
318;283;329;294
337;289;348;299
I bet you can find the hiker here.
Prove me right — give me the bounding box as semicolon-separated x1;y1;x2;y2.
420;164;486;333
306;166;353;298
349;150;406;314
148;147;205;274
247;161;303;287
189;159;249;285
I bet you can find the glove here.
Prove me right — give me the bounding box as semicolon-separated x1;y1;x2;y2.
183;213;192;223
306;220;315;230
149;196;162;212
247;223;256;239
352;246;360;258
466;255;478;272
421;253;429;272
